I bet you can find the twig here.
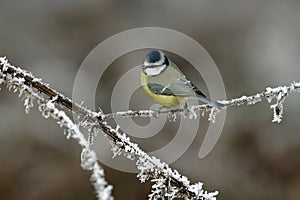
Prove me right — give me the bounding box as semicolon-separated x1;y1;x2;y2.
103;82;300;124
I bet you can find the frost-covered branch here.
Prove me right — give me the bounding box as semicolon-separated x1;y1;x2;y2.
0;57;113;200
0;56;218;200
223;82;300;123
103;82;300;124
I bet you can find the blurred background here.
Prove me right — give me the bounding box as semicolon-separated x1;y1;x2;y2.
1;0;300;199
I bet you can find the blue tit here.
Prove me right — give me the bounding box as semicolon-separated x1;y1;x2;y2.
140;49;224;109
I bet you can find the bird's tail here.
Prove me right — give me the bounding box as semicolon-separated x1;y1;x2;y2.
195;95;224;109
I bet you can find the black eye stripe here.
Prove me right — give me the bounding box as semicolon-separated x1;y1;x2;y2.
143;64;161;68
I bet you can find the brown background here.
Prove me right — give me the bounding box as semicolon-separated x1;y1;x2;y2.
1;1;300;199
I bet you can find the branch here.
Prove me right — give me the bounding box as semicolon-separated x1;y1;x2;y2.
103;82;300;124
0;58;113;200
0;56;219;199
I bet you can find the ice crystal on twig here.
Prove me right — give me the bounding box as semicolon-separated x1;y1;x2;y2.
265;86;290;123
208;107;219;123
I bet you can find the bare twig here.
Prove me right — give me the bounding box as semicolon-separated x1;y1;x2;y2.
103;82;300;123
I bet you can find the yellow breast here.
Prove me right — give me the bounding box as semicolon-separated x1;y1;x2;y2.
141;72;181;108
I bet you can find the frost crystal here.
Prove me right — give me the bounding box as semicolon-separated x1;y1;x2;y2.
111;141;123;158
271;103;283;123
270;90;287;123
168;112;177;122
265;87;274;103
0;57;9;72
24;96;34;113
293;82;300;88
208;108;219;123
137;156;151;182
81;148;96;170
187;106;198;119
264;86;289;123
247;93;262;105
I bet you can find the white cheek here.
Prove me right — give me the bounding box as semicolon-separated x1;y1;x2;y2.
145;66;166;76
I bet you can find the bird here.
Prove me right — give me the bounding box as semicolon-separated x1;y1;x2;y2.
140;49;224;109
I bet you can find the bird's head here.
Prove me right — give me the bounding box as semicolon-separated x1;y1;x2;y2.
141;49;169;76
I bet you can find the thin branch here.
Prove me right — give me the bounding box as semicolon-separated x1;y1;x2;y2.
102;82;300;123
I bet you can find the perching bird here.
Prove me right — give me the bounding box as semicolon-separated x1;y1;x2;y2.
140;49;224;109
